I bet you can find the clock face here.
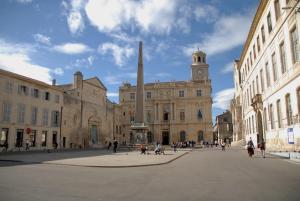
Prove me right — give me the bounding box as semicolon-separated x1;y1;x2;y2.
198;70;202;75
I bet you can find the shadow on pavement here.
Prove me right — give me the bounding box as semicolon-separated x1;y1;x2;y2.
0;148;128;167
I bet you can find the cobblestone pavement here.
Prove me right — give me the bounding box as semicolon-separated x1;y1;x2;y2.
0;147;299;201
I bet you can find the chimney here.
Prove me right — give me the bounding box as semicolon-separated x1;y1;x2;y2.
52;79;56;86
74;71;83;89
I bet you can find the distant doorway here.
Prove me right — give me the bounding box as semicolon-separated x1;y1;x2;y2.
16;129;23;148
180;131;186;142
52;132;57;146
91;125;98;144
63;137;66;148
257;111;264;144
162;131;169;145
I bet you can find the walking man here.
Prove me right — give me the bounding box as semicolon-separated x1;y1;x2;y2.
259;140;266;158
113;139;118;153
25;139;30;151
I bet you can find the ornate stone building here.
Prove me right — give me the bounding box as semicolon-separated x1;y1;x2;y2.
119;50;213;145
57;71;116;148
232;0;300;151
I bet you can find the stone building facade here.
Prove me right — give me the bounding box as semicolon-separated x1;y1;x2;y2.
232;0;300;151
57;72;116;148
0;69;117;151
0;69;63;151
214;111;233;143
119;50;213;145
230;61;243;142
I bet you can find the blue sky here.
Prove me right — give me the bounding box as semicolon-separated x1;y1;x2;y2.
0;0;259;120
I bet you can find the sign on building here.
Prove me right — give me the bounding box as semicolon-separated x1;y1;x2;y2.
287;128;294;144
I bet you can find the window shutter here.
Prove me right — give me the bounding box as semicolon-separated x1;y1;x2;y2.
31;88;34;97
25;87;28;96
51;111;55;126
57;111;61;126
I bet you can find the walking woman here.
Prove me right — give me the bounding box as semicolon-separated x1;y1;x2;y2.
247;137;255;157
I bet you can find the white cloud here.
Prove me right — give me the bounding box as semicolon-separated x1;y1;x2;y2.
66;56;94;70
62;0;85;34
16;0;33;4
0;39;54;84
87;56;94;65
213;88;235;110
221;62;234;74
155;42;170;54
33;33;51;45
194;5;219;23
107;92;119;97
104;72;136;85
53;43;92;54
110;32;140;44
135;0;176;34
183;11;253;56
98;43;134;67
85;0;178;35
53;67;64;76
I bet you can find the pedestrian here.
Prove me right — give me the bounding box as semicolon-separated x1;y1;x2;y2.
259;140;266;158
215;140;218;147
155;142;162;155
113;139;118;153
172;142;177;152
25;139;30;151
2;141;8;152
107;141;112;151
53;142;58;151
140;144;146;154
221;140;225;151
247;137;255;157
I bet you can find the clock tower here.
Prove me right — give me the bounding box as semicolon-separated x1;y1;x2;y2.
191;50;209;81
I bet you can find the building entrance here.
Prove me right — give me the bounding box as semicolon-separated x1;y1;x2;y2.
91;125;98;144
162;131;169;145
16;129;23;148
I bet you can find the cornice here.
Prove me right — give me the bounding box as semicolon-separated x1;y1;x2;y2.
238;0;268;70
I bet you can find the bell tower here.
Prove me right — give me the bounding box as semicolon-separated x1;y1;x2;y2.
191;50;209;81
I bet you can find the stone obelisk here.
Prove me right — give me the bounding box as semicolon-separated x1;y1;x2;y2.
131;41;148;144
135;41;144;124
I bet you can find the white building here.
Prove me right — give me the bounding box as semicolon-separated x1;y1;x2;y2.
232;0;300;151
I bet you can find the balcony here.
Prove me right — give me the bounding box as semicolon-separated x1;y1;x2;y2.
251;94;263;112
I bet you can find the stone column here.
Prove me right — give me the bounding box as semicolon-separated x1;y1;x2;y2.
135;41;144;124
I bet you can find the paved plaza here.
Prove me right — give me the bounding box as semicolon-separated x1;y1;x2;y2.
0;149;188;167
0;147;299;201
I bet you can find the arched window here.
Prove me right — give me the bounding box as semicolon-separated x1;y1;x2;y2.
180;131;186;142
198;131;204;142
197;110;203;120
130;132;133;144
163;111;169;121
198;56;201;63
